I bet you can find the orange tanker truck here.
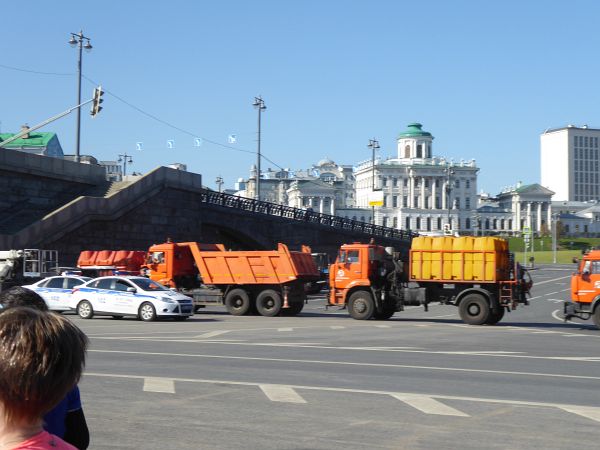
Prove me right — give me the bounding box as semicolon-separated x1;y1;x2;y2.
79;241;319;317
328;236;532;325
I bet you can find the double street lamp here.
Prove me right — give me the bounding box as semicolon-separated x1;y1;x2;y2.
253;96;266;201
368;138;380;224
68;30;93;163
118;152;133;177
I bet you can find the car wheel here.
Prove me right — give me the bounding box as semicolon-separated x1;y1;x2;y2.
458;294;490;325
224;289;251;316
77;300;94;319
139;302;157;322
256;289;283;317
348;291;375;320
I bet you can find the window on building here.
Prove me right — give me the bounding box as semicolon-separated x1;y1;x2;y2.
406;217;411;229
416;217;421;229
455;179;460;188
425;179;429;188
465;179;470;189
416;144;423;158
414;196;418;207
465;197;470;209
402;196;408;207
485;219;490;230
437;217;442;229
383;217;388;227
393;177;398;187
403;178;408;187
426;217;431;231
466;218;471;229
393;196;398;207
493;219;498;229
455;197;460;209
404;145;410;158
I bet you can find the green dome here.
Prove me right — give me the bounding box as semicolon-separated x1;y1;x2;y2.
398;123;433;139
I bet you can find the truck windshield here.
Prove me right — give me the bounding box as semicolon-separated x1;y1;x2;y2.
339;250;359;264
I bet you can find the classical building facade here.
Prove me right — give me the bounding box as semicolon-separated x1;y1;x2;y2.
352;123;479;233
541;124;600;201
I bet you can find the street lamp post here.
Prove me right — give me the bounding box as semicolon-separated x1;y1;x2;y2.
368;138;380;224
445;166;455;231
253;96;266;201
69;31;93;163
216;176;224;193
552;213;558;264
118;152;133;178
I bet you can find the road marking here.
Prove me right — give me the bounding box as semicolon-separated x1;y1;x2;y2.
534;275;572;285
143;377;175;393
428;314;457;318
391;394;469;417
374;325;391;328
278;328;293;332
194;330;231;339
546;291;559;295
329;326;345;330
547;299;563;303
89;349;600;381
85;372;600;423
260;384;306;403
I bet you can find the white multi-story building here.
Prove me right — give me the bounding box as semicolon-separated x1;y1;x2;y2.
541;124;600;202
353;123;479;233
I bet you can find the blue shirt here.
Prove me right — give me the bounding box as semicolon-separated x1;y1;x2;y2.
43;386;82;438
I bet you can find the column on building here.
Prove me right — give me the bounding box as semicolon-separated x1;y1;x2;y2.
537;202;542;233
297;196;303;209
526;202;532;230
329;197;335;215
442;179;447;210
319;197;324;214
409;175;415;208
420;177;426;209
431;176;436;209
309;197;314;209
514;198;521;231
547;202;552;231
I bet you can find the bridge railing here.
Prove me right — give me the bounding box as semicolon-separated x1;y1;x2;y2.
200;190;417;242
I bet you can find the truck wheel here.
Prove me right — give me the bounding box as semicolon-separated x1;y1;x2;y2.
458;294;490;325
374;305;396;320
225;289;251;316
593;306;600;329
256;289;283;317
77;300;94;319
486;307;505;325
348;291;375;320
282;302;304;316
139;302;157;322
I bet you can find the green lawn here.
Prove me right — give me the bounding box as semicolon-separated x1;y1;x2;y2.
512;250;581;265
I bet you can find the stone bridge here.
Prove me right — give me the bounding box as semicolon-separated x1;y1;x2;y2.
0;152;415;265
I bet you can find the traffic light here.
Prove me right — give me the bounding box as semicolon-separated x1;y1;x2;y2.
90;85;104;117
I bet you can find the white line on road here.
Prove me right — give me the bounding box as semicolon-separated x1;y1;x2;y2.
546;291;559;295
534;275;572;285
88;349;600;381
329;326;345;330
85;372;600;423
278;328;294;332
260;384;306;403
374;325;391;328
391;394;469;417
143;377;175;393
194;330;231;339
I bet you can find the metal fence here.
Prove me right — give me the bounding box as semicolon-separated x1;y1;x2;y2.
200;190;417;242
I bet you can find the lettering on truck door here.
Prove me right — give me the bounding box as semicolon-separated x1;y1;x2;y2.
335;249;362;288
576;260;600;304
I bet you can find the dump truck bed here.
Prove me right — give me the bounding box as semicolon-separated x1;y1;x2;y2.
410;236;510;283
189;243;319;285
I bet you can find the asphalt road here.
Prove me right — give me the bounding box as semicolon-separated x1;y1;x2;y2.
72;265;600;449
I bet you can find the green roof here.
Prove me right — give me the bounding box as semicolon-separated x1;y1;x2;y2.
0;132;56;147
398;123;433;139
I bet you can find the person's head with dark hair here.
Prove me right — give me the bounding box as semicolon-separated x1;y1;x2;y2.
0;286;48;312
0;307;88;441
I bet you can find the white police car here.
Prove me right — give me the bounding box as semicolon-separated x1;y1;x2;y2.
69;276;193;321
22;276;92;311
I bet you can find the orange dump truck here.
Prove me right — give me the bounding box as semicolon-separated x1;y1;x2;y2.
329;236;532;325
143;241;319;316
564;250;600;328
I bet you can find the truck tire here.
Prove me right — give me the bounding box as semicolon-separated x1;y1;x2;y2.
458;294;490;325
348;291;375;320
282;302;304;316
486;307;505;325
374;305;396;320
256;289;283;317
225;289;251;316
593;305;600;329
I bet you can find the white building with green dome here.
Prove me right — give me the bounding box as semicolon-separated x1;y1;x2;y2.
353;123;479;233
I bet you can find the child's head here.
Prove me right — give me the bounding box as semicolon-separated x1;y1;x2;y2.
0;307;88;427
0;286;48;312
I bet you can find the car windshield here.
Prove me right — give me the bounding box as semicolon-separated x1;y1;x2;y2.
132;278;169;291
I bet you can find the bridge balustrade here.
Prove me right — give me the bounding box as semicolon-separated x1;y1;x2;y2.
200;190;417;242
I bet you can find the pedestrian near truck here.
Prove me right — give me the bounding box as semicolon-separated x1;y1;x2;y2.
0;288;89;450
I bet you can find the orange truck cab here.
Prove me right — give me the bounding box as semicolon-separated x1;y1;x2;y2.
565;250;600;328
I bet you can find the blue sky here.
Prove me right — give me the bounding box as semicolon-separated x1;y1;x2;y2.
2;0;598;194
